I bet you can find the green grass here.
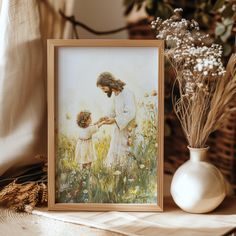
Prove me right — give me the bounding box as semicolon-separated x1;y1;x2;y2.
56;96;158;204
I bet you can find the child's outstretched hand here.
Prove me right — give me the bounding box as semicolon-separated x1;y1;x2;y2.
94;117;108;125
97;120;107;128
104;118;116;125
95;117;112;127
99;116;109;122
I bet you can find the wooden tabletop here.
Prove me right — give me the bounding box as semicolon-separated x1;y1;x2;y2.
1;197;236;236
0;207;121;236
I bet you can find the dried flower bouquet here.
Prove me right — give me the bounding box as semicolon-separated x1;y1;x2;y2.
152;8;236;148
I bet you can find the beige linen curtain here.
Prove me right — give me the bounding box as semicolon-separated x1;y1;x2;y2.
0;0;75;176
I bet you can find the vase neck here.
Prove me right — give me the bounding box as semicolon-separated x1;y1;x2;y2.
188;146;209;162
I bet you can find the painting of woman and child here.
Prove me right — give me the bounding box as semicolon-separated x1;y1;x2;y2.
55;45;162;206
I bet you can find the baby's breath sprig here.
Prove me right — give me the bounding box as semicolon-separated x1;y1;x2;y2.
152;9;236;148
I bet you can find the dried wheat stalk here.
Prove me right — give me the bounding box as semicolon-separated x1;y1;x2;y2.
0;155;48;213
152;8;236;148
0;181;48;213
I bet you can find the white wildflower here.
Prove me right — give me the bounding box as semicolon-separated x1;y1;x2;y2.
114;170;121;176
83;189;88;194
135;186;140;191
139;164;145;169
128;178;134;182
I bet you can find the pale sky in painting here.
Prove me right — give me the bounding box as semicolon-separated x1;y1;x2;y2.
57;47;159;137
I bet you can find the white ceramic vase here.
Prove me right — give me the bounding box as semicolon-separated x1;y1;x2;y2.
170;146;226;213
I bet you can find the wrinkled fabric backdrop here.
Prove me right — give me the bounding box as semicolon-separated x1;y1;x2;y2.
0;0;75;176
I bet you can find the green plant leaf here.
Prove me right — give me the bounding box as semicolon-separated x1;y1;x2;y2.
212;0;225;11
123;0;135;6
124;0;136;16
220;23;233;42
223;43;232;56
222;2;234;18
215;23;226;35
223;18;234;26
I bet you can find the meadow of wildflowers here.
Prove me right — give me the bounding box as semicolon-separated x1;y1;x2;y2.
56;91;159;204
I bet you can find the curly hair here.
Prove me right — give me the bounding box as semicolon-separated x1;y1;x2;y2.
76;111;91;128
96;72;126;91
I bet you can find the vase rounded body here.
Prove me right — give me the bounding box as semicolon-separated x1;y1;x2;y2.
170;146;226;213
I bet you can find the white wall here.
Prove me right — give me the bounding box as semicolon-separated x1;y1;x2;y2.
74;0;128;39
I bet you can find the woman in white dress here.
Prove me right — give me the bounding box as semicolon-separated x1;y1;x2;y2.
97;72;136;166
75;111;105;169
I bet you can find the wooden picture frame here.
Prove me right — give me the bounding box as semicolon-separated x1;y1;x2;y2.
48;39;164;211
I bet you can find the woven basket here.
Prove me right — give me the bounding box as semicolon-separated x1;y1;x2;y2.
164;103;236;194
208;103;236;193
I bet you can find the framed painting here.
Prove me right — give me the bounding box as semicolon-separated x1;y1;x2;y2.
47;40;164;211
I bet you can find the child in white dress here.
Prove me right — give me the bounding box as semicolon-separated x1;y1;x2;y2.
75;111;105;169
